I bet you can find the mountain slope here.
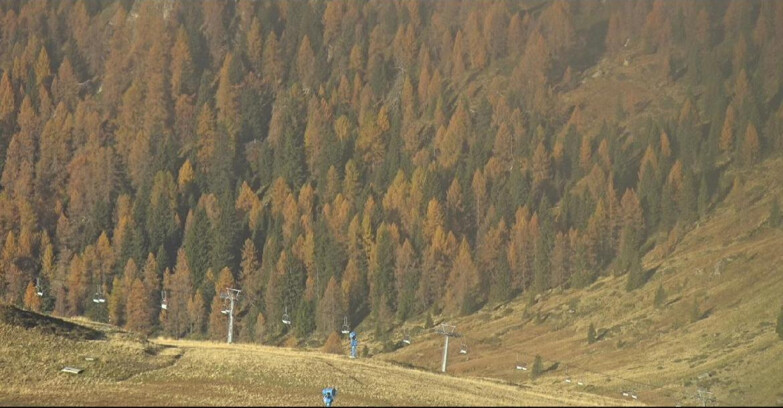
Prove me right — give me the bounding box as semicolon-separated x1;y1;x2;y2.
379;157;783;406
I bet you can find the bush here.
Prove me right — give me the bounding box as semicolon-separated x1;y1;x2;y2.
424;312;433;329
777;305;783;340
323;332;343;355
690;298;701;323
283;336;300;348
770;198;781;228
654;284;667;308
531;355;543;379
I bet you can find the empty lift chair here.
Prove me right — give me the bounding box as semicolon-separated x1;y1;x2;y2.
515;354;527;371
92;284;106;303
161;290;168;310
282;305;292;325
341;316;350;334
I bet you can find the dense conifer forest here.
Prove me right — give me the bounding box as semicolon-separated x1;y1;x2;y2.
0;0;781;345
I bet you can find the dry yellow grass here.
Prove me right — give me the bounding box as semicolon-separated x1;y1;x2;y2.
0;317;620;406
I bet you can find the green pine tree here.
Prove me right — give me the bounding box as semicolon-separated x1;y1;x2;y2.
697;174;710;217
777;305;783;340
690;298;701;323
185;207;212;290
654;283;667;308
770;197;781;228
531;355;543;379
424;312;433;329
625;254;645;292
533;236;550;295
210;193;240;274
295;299;316;338
680;170;698;224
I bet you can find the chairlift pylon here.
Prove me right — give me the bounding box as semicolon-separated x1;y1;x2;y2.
341;316;350;334
282;305;292;325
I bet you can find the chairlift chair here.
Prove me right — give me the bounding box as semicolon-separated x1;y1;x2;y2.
564;365;571;383
403;331;411;345
221;297;230;315
161;290;168;310
515;354;527;371
341;316;350;334
282;306;292;325
630;391;638;400
622;391;630;397
459;342;468;354
35;277;44;297
577;380;585;386
92;284;106;303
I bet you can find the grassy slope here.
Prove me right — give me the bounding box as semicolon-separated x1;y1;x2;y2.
0;311;620;406
379;157;783;407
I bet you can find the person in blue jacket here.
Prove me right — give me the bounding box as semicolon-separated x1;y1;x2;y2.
349;331;358;359
322;387;337;407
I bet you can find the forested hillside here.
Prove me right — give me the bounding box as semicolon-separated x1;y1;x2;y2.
0;0;781;347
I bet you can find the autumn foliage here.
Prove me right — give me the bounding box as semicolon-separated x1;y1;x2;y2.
0;1;779;347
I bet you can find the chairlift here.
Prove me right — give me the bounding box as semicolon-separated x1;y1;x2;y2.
35;277;44;297
403;331;411;345
459;342;468;354
282;305;292;325
161;290;168;310
564;365;571;383
622;391;630;397
515;354;527;371
341;316;350;334
221;297;230;315
92;284;106;303
577;379;585;386
630;392;638;400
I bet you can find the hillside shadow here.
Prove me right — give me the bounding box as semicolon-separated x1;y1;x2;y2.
642;266;659;285
0;305;105;341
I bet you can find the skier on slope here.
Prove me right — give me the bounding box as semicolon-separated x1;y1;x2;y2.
322;387;337;407
349;331;358;359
